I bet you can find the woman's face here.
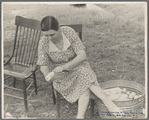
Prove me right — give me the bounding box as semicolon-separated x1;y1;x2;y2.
42;29;58;39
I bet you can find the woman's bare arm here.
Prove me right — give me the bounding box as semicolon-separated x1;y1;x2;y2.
40;66;50;77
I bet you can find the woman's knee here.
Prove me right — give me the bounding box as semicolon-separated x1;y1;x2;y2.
83;89;90;97
90;83;101;90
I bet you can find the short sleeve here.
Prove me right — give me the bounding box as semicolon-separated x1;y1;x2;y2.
63;26;85;53
37;36;50;66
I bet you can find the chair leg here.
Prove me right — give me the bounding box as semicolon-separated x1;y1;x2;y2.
56;91;60;119
90;99;95;118
13;78;16;87
33;72;37;95
52;84;56;105
23;79;28;112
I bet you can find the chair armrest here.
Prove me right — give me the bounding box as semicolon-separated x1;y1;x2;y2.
30;65;40;72
4;56;13;65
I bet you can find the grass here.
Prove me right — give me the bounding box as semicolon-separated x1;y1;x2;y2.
3;3;146;119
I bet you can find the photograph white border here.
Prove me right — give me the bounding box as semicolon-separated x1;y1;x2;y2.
1;1;148;119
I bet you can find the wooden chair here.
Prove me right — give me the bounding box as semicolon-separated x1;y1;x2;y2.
4;16;41;112
51;24;95;119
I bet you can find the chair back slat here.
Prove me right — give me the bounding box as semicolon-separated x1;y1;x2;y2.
25;29;36;66
60;24;82;40
28;30;38;65
23;28;33;66
21;27;29;64
32;31;41;63
15;26;22;63
11;26;19;60
13;16;41;67
30;31;41;65
18;27;26;64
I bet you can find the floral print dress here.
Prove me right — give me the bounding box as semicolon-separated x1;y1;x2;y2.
37;26;99;103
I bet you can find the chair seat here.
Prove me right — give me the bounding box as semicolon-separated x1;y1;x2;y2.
4;62;37;79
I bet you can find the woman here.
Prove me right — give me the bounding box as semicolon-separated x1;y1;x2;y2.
37;16;124;119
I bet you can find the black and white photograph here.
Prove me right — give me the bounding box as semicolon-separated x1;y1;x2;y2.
2;2;147;119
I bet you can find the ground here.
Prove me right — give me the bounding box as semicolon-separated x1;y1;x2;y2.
3;3;146;119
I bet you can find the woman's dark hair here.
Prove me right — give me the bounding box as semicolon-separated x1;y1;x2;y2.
41;16;59;31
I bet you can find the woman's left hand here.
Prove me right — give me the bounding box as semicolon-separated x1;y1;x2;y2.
52;65;65;73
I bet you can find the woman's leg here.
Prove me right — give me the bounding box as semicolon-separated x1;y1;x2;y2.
77;89;90;119
89;84;124;116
